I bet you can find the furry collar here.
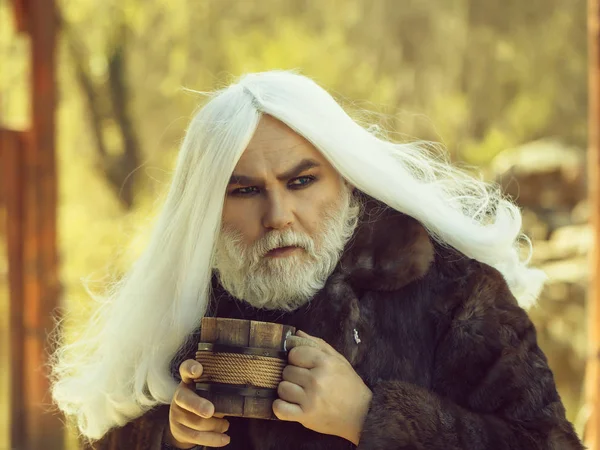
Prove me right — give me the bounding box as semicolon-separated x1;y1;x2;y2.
339;194;435;291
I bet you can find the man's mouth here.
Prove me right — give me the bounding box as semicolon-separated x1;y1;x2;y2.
265;246;301;258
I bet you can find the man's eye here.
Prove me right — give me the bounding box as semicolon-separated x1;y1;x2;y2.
289;176;316;189
231;186;259;196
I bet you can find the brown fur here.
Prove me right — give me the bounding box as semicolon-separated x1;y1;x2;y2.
83;406;168;450
89;195;584;450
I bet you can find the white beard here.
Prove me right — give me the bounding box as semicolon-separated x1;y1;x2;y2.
213;189;361;311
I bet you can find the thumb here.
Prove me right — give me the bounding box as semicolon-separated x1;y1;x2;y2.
179;359;203;385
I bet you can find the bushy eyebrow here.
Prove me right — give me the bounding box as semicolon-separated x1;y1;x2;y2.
228;158;321;186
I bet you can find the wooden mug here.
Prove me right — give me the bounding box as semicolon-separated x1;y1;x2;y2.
194;317;295;420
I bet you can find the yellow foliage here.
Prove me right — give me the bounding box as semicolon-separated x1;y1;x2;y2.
0;0;588;446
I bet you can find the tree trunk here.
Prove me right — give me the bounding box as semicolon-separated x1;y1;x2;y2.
586;0;600;447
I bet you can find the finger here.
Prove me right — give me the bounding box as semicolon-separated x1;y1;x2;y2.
296;330;339;356
281;365;312;389
171;422;231;447
277;380;307;405
179;359;203;385
173;409;230;433
173;387;215;418
272;398;304;422
288;346;326;369
285;335;320;351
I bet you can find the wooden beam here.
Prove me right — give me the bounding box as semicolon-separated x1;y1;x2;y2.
20;0;63;448
1;129;26;450
587;0;600;447
5;0;63;448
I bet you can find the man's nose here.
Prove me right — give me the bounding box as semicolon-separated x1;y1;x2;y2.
262;194;294;230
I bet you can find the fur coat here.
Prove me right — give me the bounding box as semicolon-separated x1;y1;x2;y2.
88;196;584;450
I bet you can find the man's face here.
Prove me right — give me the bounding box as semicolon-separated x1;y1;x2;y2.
213;115;360;310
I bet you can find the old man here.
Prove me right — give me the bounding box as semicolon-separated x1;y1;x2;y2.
51;71;583;450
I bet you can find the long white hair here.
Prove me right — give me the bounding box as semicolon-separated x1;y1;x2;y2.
50;70;545;441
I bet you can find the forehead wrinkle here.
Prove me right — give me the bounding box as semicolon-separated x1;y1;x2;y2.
241;141;313;170
259;144;308;167
246;139;310;157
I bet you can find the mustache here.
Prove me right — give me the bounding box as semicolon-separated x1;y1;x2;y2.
253;230;315;257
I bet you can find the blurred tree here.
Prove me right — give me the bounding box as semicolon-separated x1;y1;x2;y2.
344;0;586;161
53;0;586;190
62;13;140;208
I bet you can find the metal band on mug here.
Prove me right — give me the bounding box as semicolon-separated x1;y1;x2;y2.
195;382;279;399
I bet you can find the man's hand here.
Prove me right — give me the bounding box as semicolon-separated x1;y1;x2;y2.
166;360;231;448
274;331;373;445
